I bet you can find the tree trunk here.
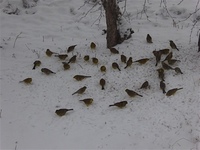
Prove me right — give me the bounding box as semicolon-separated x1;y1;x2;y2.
102;0;123;48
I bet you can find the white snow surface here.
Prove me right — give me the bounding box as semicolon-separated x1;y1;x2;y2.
0;0;200;149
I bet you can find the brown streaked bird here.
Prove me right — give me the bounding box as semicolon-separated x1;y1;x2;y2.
125;89;143;97
72;86;87;95
55;108;73;117
157;68;165;81
100;65;106;72
109;47;119;54
55;54;68;60
164;52;173;61
124;57;133;69
159;49;170;55
92;57;98;64
121;54;127;63
79;98;93;106
68;55;77;64
166;88;183;96
146;34;153;43
167;59;180;65
109;101;128;108
46;49;57;57
62;62;70;70
73;75;91;81
140;81;150;89
160;81;166;94
134;58;150;65
19;78;32;84
162;61;174;70
153;50;162;66
100;78;106;90
169;40;179;51
90;42;96;49
84;55;90;61
32;60;41;70
67;45;77;53
112;62;121;71
41;68;56;75
174;67;183;74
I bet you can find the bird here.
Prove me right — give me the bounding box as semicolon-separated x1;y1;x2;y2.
169;40;179;51
160;81;166;94
84;55;90;61
125;89;143;97
109;47;119;54
41;68;56;75
121;54;127;64
140;81;150;89
19;78;32;84
73;75;91;81
157;68;165;81
46;49;57;57
55;54;68;60
146;34;153;43
159;49;170;55
164;52;173;61
79;98;93;106
68;55;77;64
124;57;133;69
55;108;73;117
112;62;121;71
174;67;183;74
67;45;77;53
153;50;162;66
99;78;106;90
92;57;98;64
166;88;183;96
162;61;174;70
90;42;96;49
32;60;41;70
134;58;150;65
100;66;106;72
62;62;70;70
109;101;128;108
167;59;180;65
72;86;87;95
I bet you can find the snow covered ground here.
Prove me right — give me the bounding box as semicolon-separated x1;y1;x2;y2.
0;0;200;149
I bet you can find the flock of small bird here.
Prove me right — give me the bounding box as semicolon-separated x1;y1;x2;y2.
19;34;184;117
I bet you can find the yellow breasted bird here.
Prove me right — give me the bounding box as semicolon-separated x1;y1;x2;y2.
90;42;96;49
32;60;41;70
125;89;143;97
109;47;119;54
109;101;127;108
169;40;179;51
99;78;106;90
73;75;91;81
67;45;77;53
55;108;73;117
41;68;56;75
72;86;87;95
79;98;93;106
112;62;121;71
166;88;183;96
124;57;133;69
146;34;153;43
19;78;32;84
84;55;90;61
121;54;127;63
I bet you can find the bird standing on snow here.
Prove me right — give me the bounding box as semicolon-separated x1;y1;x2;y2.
90;42;96;49
41;68;56;75
134;58;150;65
140;81;150;89
146;34;153;43
99;78;106;90
125;89;143;97
169;40;179;51
174;67;183;74
109;101;127;108
72;86;87;95
32;60;41;70
166;88;183;96
19;78;32;84
121;54;127;63
46;49;57;57
79;98;93;106
55;108;73;117
73;75;91;81
67;45;77;53
109;47;119;54
68;55;77;64
124;57;133;69
100;66;106;72
112;62;121;71
160;81;166;94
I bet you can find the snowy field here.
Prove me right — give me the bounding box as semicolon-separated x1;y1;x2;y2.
0;0;200;149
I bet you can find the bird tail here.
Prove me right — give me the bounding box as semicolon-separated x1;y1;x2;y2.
109;105;114;107
137;94;143;97
72;92;77;95
102;86;105;90
32;65;36;70
124;65;128;69
162;89;166;94
68;109;73;111
177;88;183;90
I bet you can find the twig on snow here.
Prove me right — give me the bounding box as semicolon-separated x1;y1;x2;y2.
13;32;22;48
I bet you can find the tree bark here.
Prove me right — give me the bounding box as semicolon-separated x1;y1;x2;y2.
102;0;123;48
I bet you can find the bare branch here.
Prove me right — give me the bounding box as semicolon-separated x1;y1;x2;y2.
13;32;22;48
177;0;184;5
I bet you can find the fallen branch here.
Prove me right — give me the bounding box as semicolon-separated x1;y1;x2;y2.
13;32;22;48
